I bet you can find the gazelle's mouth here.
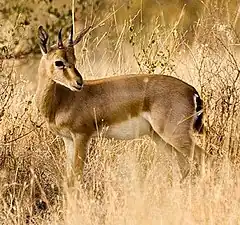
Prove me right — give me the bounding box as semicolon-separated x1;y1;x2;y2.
72;85;83;91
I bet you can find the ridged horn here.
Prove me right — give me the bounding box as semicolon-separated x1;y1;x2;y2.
58;28;64;49
68;25;74;47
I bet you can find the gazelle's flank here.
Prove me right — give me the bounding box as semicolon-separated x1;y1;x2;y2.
36;25;204;184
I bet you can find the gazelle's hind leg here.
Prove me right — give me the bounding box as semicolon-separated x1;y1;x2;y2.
164;127;204;174
160;124;205;179
152;132;190;181
172;135;205;178
147;108;205;179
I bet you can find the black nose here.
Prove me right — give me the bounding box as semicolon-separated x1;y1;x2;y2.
76;80;83;87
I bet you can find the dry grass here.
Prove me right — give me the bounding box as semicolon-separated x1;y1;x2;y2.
1;2;240;225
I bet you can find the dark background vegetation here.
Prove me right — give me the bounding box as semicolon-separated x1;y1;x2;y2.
1;0;240;58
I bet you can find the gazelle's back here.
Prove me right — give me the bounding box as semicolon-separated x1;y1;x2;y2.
72;74;197;112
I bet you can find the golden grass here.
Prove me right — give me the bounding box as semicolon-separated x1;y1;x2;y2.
1;3;240;224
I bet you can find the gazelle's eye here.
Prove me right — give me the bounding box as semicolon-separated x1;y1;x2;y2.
55;60;64;68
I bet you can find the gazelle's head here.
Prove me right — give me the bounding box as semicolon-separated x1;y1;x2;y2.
38;25;91;91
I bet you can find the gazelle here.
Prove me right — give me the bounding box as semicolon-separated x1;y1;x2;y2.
36;25;204;185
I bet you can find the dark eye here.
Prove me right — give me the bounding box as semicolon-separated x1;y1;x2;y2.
55;60;64;68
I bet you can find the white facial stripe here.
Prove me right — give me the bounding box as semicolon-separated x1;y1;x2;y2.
54;80;81;92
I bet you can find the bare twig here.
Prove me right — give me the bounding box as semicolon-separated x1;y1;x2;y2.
2;122;45;145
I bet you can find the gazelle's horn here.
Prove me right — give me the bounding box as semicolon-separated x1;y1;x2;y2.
58;28;64;49
68;25;74;47
73;26;92;46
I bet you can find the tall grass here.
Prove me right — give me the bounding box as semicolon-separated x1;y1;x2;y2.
1;2;240;224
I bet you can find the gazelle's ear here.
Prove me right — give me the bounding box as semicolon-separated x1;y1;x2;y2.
73;26;92;46
38;26;49;54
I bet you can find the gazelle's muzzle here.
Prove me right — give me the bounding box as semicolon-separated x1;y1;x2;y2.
68;67;83;91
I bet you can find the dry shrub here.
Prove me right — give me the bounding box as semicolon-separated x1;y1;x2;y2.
189;1;240;163
0;61;65;223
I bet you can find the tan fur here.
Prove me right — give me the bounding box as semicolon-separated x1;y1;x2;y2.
36;26;204;185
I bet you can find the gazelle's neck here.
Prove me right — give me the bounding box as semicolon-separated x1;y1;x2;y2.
35;57;59;121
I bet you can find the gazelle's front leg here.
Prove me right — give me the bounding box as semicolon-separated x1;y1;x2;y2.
72;134;90;183
63;134;90;186
63;137;74;177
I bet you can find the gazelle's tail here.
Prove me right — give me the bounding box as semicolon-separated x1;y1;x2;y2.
193;93;204;134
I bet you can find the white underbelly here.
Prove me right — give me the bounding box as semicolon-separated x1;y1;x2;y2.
94;115;151;140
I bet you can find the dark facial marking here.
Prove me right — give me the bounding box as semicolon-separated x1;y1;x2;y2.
74;67;82;78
